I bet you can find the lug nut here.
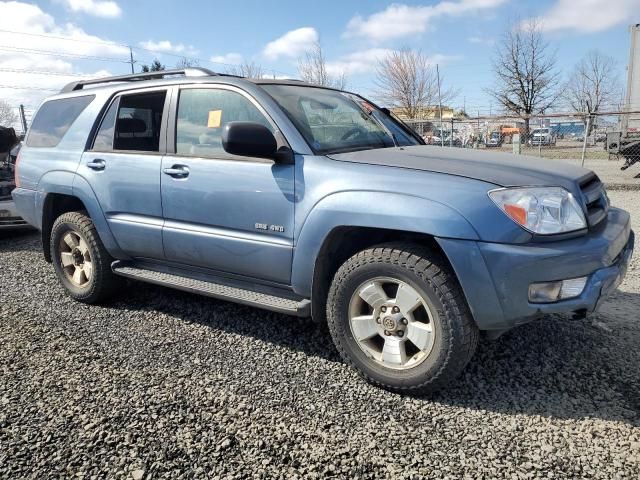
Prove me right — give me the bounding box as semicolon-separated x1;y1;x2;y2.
376;317;381;324
400;318;408;325
397;331;404;337
384;330;391;336
392;306;400;313
381;306;387;313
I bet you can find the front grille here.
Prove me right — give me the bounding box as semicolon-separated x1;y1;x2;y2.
579;175;608;227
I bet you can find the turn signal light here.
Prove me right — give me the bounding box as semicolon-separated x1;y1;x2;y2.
528;276;588;303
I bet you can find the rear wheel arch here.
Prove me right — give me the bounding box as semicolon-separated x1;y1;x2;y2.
41;193;87;262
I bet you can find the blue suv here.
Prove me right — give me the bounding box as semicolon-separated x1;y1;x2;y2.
13;68;634;393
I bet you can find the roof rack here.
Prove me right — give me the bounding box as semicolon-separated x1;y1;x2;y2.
60;67;218;93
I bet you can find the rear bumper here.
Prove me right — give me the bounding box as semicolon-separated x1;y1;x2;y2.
10;187;39;228
438;207;634;331
0;198;30;230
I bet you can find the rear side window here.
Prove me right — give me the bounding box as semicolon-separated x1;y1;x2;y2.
92;91;166;152
26;95;94;148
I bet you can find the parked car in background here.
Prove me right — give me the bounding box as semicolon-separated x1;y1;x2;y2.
0;127;28;230
485;131;503;147
594;132;607;143
13;69;634;394
528;127;557;146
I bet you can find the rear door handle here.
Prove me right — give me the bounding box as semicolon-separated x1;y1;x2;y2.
86;159;106;171
163;165;190;179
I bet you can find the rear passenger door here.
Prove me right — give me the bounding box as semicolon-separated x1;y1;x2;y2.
160;85;295;284
79;88;168;259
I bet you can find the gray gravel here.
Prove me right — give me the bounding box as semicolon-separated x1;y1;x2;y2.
1;191;639;479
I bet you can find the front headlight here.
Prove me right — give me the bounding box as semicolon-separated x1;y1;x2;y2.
489;187;587;235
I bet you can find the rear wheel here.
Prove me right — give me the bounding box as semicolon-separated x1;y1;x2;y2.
50;211;119;303
327;243;478;394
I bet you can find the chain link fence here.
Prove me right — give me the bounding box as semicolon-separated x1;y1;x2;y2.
404;110;640;185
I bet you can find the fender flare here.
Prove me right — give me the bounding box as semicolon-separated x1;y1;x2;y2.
70;174;126;258
36;171;125;260
291;190;479;297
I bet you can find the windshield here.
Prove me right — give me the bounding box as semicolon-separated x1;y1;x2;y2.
261;84;421;154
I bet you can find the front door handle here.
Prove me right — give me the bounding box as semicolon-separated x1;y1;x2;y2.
163;165;190;179
86;159;106;171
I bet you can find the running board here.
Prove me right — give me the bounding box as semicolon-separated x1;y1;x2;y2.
111;262;310;317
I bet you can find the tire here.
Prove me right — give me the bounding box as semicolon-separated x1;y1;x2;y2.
326;243;478;394
50;211;119;303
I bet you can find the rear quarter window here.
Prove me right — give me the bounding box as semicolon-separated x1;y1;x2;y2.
26;95;95;148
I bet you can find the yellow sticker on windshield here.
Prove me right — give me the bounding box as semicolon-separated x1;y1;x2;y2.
207;110;222;128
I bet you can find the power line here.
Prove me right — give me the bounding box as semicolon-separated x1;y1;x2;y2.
0;28;129;49
0;67;94;77
0;29;298;77
0;45;130;63
0;84;59;91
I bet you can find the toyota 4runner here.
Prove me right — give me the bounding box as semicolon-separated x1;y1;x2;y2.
13;68;634;393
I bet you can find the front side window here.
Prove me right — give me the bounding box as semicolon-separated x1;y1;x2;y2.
261;84;420;154
93;91;166;152
176;88;273;158
27;95;94;148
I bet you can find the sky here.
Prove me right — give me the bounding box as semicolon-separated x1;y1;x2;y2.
0;0;638;127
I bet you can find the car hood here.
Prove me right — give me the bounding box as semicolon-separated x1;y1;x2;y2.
328;145;593;190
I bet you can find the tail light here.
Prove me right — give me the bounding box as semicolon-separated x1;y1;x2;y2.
14;149;21;188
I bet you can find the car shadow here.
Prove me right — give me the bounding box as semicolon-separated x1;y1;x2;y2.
109;280;640;426
433;290;640;427
0;229;39;251
3;230;637;425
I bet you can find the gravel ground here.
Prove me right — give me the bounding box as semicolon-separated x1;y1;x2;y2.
1;191;639;479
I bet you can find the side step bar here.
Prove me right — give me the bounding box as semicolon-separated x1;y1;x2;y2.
112;262;310;317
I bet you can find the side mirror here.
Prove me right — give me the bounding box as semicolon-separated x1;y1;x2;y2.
222;121;280;160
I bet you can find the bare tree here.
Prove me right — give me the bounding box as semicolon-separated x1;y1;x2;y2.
375;48;455;119
176;57;200;69
298;41;347;89
0;100;18;128
564;50;622;135
227;61;264;78
488;19;560;135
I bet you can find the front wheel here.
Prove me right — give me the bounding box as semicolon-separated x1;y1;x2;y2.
50;211;119;303
327;243;478;394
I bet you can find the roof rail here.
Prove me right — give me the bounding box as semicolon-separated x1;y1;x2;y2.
60;68;217;93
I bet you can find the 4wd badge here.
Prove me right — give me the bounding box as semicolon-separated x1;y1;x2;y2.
255;223;284;233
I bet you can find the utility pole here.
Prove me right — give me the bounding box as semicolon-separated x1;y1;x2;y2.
19;104;28;134
436;64;444;147
450;117;454;147
128;46;135;74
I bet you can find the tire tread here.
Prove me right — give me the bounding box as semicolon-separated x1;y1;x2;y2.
327;242;479;394
50;211;118;303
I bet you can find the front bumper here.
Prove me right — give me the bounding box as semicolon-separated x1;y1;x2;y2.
438;207;634;331
0;198;29;230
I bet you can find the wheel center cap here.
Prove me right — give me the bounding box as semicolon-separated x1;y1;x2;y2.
72;249;84;266
383;316;396;330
